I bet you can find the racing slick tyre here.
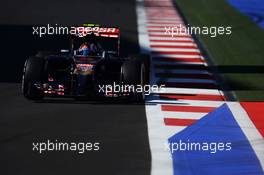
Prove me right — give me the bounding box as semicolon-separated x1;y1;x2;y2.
121;59;147;102
129;54;150;84
22;57;46;100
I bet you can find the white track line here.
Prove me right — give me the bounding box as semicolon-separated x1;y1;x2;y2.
145;103;174;175
137;1;151;54
153;87;223;95
163;111;208;119
148;99;224;107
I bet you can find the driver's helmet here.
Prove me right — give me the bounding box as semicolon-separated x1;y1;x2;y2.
85;33;98;52
78;43;90;56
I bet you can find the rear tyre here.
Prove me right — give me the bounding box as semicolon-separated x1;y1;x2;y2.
121;59;146;102
129;54;150;84
22;57;46;100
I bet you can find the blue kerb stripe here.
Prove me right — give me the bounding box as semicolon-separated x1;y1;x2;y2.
227;0;264;29
168;103;264;175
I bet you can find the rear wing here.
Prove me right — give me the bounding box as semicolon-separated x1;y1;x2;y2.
71;25;120;55
74;26;120;38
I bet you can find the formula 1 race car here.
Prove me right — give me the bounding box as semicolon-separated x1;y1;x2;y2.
22;25;150;102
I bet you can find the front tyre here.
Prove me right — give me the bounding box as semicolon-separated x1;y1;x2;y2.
22;57;46;100
121;59;147;102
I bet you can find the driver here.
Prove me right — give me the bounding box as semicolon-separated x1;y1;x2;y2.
78;33;102;56
78;42;91;56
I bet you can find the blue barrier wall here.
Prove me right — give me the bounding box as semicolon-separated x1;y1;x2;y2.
227;0;264;29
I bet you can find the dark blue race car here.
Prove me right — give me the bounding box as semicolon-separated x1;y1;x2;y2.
22;26;150;101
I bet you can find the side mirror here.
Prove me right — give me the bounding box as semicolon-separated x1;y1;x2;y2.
61;49;69;53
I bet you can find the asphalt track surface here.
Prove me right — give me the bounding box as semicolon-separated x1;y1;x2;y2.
0;0;151;174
